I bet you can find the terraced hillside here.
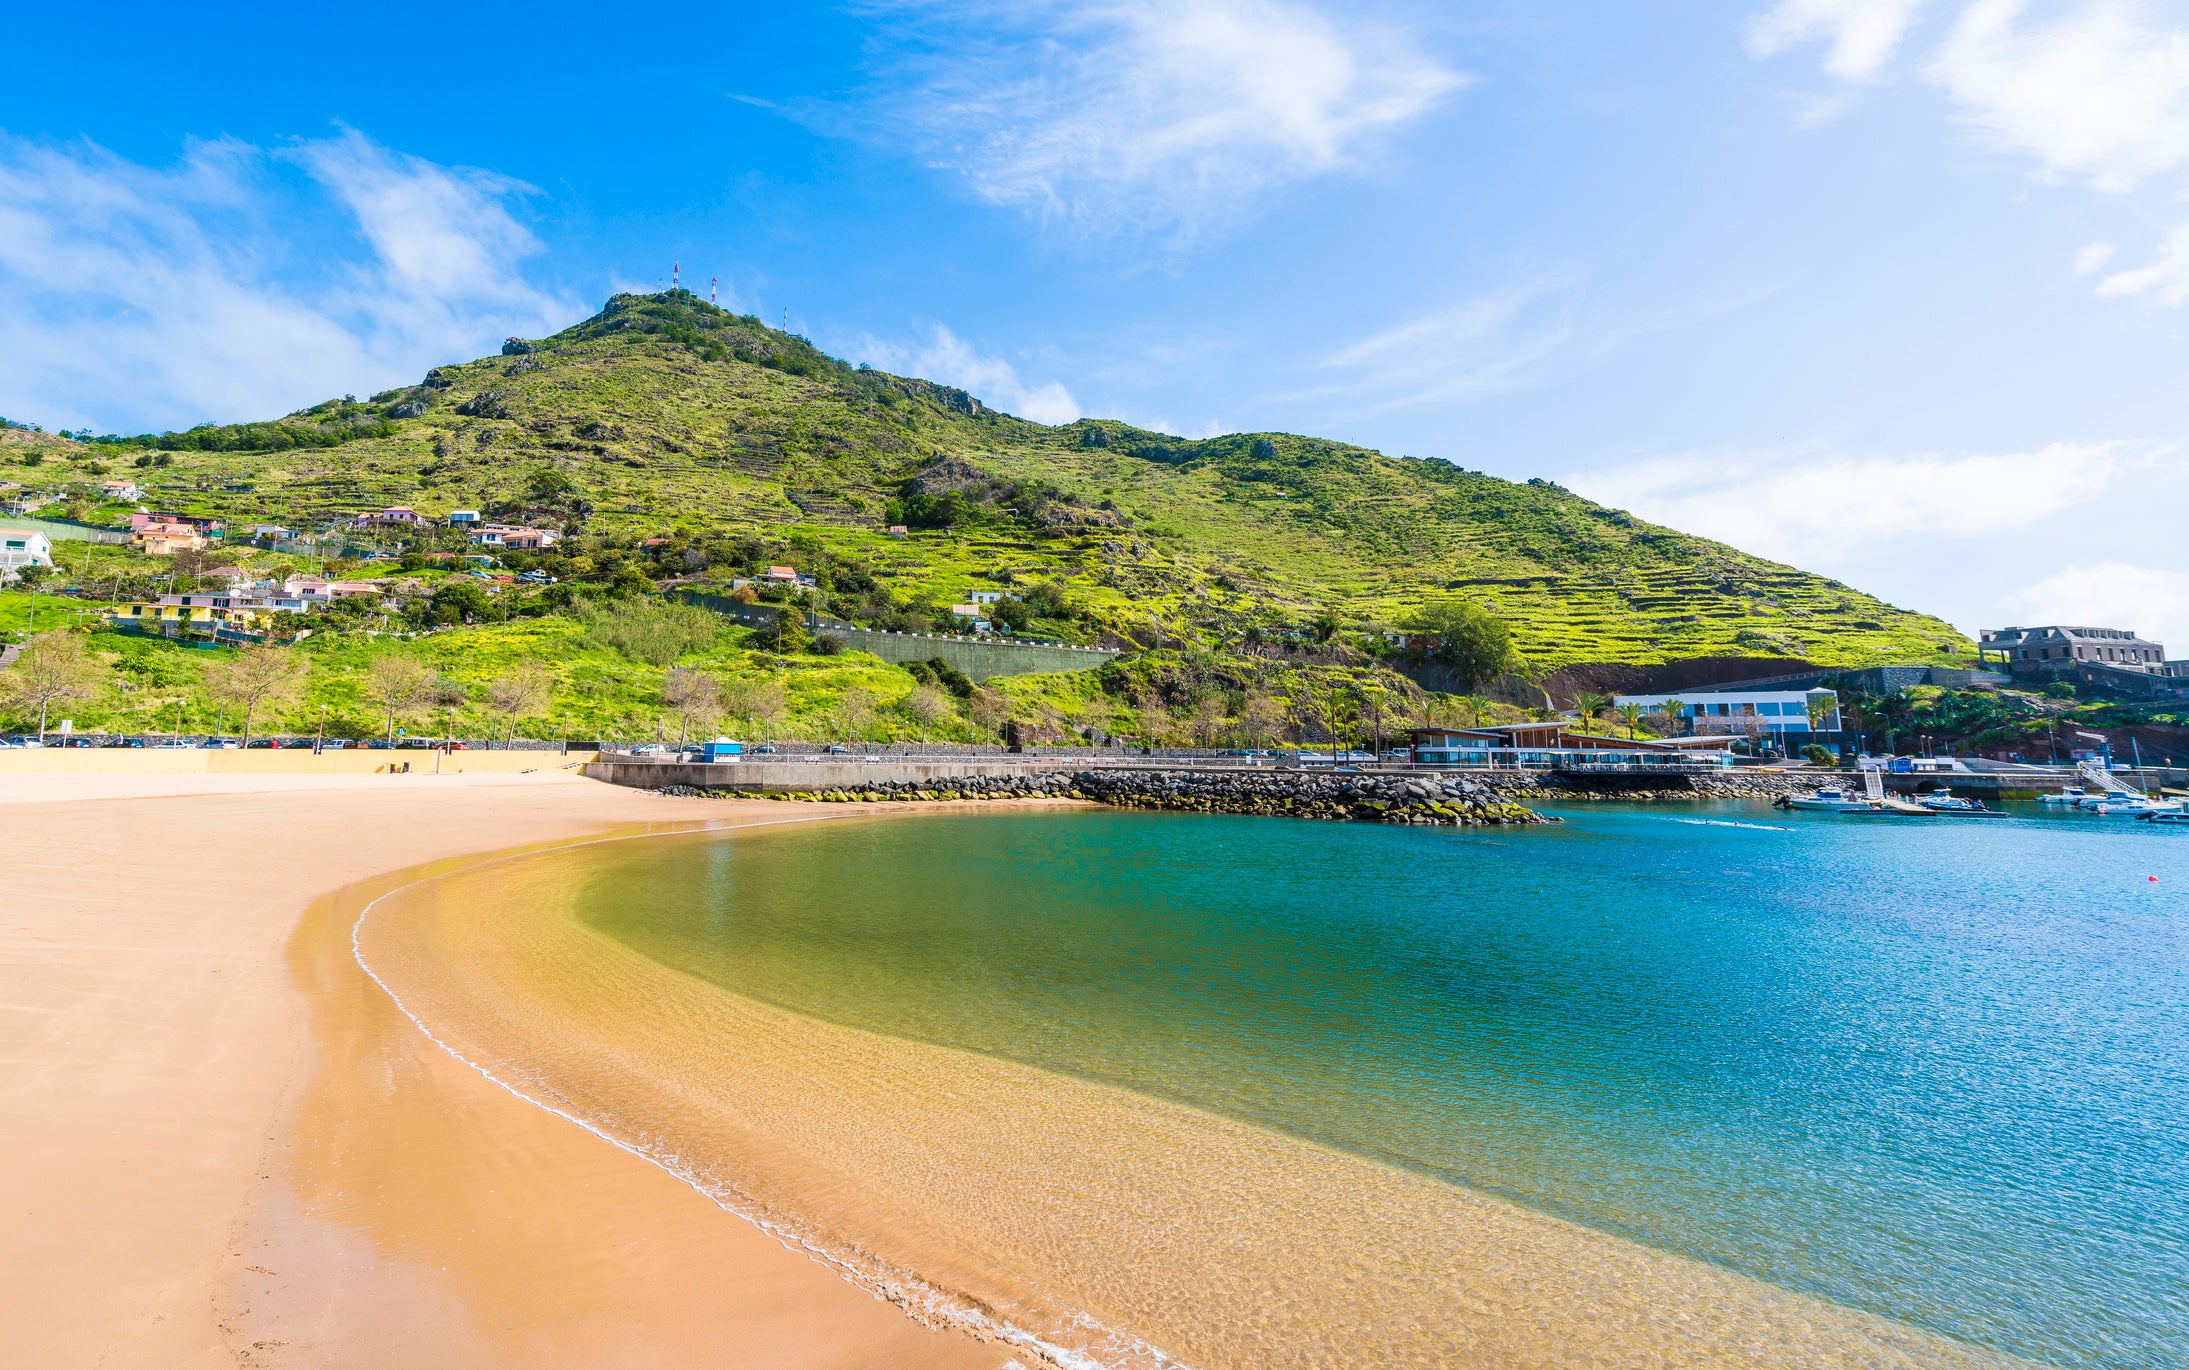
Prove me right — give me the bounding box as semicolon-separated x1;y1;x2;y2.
3;291;1966;670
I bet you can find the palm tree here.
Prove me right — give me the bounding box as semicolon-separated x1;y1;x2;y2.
1660;697;1687;737
1615;701;1646;738
1571;691;1611;733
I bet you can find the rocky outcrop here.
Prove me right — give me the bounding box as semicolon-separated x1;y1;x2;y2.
657;768;1550;826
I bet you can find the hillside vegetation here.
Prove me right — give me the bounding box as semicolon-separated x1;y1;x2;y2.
4;290;1965;671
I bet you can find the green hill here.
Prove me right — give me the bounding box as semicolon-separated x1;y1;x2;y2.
6;290;1965;675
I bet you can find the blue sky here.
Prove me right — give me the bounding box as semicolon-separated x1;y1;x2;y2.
6;1;2189;652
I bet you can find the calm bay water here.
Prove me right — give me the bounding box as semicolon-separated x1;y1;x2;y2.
575;802;2189;1368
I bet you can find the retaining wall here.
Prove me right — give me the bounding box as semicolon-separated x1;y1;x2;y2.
674;590;1120;682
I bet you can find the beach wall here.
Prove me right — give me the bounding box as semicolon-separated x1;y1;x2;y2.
0;748;596;776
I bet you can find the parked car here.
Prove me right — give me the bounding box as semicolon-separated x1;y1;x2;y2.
198;738;238;749
1;735;41;748
629;743;670;757
437;741;470;751
245;738;281;749
752;744;778;754
823;744;849;755
366;740;394;750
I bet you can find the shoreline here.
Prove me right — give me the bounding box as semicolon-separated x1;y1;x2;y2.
354;812;2033;1370
0;773;1014;1369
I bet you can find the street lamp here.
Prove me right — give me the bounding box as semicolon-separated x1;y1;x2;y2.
314;703;327;755
561;712;570;757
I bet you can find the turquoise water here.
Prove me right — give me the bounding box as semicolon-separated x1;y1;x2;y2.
576;802;2189;1367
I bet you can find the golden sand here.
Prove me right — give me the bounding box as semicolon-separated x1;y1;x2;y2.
0;775;1004;1370
359;822;2030;1370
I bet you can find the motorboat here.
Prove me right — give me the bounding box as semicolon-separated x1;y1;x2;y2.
2143;809;2189;825
2094;798;2178;817
1776;787;1878;813
1918;795;2000;816
2038;787;2090;805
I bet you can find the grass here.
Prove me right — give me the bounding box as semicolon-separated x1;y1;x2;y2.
0;291;1970;675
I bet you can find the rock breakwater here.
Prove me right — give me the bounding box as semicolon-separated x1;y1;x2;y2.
657;768;1551;826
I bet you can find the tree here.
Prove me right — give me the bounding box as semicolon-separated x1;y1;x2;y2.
362;653;433;743
901;685;953;729
1355;685;1395;756
12;562;53;593
206;645;305;745
1660;697;1687;736
836;687;877;741
724;678;788;740
1239;691;1285;748
1572;691;1611;732
1615;702;1646;738
2;632;100;741
1293;677;1355;761
1192;695;1229;748
1405;598;1513;692
659;666;721;745
486;662;554;748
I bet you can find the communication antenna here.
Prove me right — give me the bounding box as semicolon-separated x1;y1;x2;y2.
673;260;680;290
710;276;717;305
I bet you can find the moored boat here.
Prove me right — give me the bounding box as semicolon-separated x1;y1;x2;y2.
1919;795;2000;816
1776;787;1878;813
2037;787;2090;805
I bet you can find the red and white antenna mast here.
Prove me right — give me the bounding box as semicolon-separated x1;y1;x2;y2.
672;260;680;290
710;276;718;305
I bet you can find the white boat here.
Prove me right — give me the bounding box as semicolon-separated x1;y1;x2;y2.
2094;799;2175;817
2038;787;2090;805
1919;795;1999;816
1777;788;1879;813
2143;809;2189;825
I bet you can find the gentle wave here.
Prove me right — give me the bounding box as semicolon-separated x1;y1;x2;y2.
1672;817;1792;831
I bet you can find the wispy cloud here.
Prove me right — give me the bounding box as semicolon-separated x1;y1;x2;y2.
2010;561;2189;649
0;130;580;434
1747;0;1930;81
1312;277;1575;412
1929;0;2189;192
1570;440;2145;565
847;322;1082;424
853;0;1467;242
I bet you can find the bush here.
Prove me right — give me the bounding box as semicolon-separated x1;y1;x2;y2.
810;632;846;656
569;597;722;665
2044;681;2076;699
748;612;810;654
1801;743;1836;766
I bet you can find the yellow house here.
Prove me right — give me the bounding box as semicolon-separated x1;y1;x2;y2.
110;598;283;641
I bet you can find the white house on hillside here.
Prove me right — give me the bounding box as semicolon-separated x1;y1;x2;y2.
1;528;54;581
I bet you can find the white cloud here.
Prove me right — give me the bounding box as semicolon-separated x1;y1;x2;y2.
2074;240;2118;273
2096;217;2189;302
1313;280;1573;411
0;131;580;435
2010;561;2189;649
1570;440;2141;565
1930;0;2189;192
850;323;1082;424
1747;0;1930;81
866;0;1467;240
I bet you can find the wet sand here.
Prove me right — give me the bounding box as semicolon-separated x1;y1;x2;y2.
364;822;2033;1370
0;774;1009;1370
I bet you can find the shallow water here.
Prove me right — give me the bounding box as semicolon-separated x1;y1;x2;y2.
564;801;2189;1369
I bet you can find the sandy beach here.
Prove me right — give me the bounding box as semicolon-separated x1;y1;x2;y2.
0;770;1010;1369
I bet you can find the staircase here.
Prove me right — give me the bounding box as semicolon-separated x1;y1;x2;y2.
2078;759;2140;795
